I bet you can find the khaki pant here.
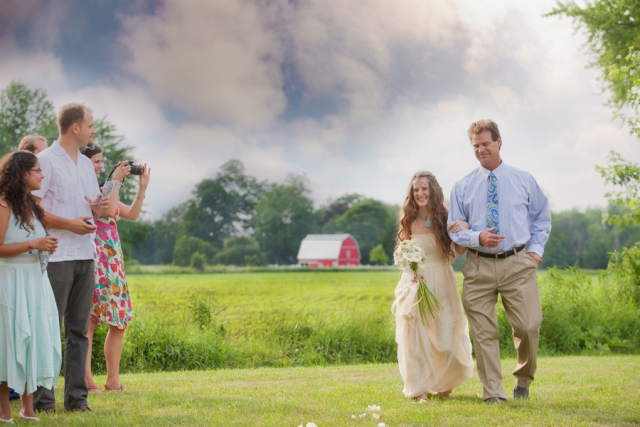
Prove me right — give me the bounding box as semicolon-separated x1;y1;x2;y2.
462;250;543;400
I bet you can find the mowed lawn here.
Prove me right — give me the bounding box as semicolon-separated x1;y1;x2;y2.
11;355;640;426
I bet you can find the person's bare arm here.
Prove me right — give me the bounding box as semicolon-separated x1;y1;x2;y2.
0;199;58;256
454;243;467;255
118;164;150;221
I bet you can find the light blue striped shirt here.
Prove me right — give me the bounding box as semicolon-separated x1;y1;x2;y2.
447;162;552;257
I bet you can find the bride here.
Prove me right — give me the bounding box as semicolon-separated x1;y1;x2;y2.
392;171;474;400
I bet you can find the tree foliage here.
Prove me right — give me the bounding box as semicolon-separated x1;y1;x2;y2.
369;244;389;265
180;160;267;248
173;235;216;267
324;198;397;264
214;236;265;266
541;205;640;269
253;175;315;264
548;0;640;106
597;151;640;226
0;81;57;155
549;0;640;227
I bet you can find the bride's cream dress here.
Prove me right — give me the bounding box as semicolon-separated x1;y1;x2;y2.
392;233;473;398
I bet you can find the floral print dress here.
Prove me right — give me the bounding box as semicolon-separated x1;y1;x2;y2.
91;209;133;329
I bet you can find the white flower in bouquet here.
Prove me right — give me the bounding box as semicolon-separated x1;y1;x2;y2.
393;240;442;325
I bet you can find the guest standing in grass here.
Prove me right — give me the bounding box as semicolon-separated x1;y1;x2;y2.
393;171;474;400
0;151;61;422
82;145;150;393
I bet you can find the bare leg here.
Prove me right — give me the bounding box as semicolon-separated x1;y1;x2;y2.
85;319;101;393
0;382;11;421
104;325;126;390
20;388;36;418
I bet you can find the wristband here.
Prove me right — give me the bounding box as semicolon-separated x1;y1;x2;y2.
28;241;34;254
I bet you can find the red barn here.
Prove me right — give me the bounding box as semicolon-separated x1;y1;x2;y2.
297;234;361;267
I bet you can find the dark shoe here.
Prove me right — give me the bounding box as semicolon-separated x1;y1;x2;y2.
34;408;56;415
513;386;529;399
68;405;92;413
485;397;505;404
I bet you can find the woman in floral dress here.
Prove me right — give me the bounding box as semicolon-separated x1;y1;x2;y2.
81;146;150;392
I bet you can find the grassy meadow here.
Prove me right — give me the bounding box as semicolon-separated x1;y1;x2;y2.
129;271;400;332
10;356;640;426
81;267;640;374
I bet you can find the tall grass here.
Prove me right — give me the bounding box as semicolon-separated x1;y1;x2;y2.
87;267;640;374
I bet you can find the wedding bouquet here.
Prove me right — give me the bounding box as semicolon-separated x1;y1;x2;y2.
393;240;442;325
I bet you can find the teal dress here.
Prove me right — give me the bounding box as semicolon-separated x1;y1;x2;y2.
0;211;61;394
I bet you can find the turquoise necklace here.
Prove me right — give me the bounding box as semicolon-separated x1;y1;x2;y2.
417;212;431;228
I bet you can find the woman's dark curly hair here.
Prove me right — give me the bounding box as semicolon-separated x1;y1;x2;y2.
0;151;46;231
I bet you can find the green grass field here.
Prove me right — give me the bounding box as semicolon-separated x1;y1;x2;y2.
129;271;402;333
10;355;640;426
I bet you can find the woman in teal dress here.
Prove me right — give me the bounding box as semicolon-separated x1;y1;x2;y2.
0;151;60;423
81;146;150;393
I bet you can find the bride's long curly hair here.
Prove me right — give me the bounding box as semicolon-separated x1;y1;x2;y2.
0;151;46;231
397;171;454;260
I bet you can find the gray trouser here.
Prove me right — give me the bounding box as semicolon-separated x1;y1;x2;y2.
33;260;95;410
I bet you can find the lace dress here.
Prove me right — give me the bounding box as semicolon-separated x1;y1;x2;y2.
0;211;61;394
392;233;473;397
91;209;133;329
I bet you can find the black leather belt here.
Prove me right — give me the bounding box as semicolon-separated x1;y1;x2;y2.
468;245;525;259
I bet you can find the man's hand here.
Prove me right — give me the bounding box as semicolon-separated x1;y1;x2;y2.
479;227;505;248
527;252;542;265
68;216;97;235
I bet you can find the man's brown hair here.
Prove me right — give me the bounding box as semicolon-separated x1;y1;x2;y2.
58;103;89;135
17;135;46;152
467;119;501;141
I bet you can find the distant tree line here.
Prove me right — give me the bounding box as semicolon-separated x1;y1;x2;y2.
132;159;399;267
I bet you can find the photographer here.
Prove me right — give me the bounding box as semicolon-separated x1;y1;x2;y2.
81;145;150;393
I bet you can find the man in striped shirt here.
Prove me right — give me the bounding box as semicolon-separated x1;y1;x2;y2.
447;119;551;404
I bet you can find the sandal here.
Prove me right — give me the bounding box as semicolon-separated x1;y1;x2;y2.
103;383;126;392
19;412;39;422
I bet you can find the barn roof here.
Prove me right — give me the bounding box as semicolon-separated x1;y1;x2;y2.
297;234;357;260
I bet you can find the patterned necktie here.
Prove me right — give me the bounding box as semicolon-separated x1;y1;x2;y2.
487;172;499;234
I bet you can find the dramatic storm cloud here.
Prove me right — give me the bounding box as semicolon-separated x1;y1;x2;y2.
1;0;638;217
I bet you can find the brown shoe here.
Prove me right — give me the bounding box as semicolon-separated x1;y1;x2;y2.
68;405;92;413
34;407;56;415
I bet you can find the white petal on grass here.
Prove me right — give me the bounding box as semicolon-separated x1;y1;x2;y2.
372;413;381;420
306;423;318;427
378;423;387;427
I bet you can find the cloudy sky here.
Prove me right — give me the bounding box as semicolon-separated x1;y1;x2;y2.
2;0;639;218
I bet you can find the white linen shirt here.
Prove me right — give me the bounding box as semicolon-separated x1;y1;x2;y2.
32;141;100;262
447;162;552;257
